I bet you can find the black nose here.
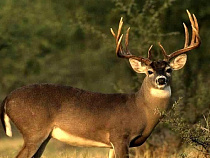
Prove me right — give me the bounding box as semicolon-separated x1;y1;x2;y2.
157;77;167;85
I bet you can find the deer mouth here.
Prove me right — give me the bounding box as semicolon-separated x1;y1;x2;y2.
156;84;167;89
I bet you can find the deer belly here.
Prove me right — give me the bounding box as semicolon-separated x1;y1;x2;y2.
51;127;110;148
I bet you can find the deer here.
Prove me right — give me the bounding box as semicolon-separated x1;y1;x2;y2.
0;10;200;158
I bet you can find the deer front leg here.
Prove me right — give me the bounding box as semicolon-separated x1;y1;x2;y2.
108;149;115;158
109;135;130;158
110;142;129;158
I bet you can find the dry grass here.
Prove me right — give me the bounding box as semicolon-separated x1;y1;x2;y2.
0;127;208;158
0;137;208;158
0;137;109;158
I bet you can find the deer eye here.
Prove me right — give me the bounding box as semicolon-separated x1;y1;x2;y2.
148;70;153;75
166;68;172;73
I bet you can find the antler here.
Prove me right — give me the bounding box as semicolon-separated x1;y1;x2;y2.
110;17;152;65
160;10;201;61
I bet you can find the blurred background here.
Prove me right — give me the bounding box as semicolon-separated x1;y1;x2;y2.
0;0;209;157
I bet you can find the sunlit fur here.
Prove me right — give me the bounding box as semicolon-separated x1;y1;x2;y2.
4;114;12;137
51;127;110;148
150;86;171;98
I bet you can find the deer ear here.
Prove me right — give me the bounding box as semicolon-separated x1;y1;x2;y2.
129;58;147;73
170;54;187;70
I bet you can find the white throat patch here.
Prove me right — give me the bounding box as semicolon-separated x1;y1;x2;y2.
150;86;171;98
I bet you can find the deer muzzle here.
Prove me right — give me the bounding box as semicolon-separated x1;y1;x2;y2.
155;76;167;88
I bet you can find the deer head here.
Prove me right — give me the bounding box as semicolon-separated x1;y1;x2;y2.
110;10;200;90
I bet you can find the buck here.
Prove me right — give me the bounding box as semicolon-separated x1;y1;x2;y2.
0;10;200;158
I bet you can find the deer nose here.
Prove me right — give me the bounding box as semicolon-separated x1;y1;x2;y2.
156;76;167;85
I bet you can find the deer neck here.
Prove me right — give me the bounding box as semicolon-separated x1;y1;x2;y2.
136;77;171;117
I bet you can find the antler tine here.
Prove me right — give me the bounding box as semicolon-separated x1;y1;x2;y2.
186;10;196;46
125;27;130;54
148;45;153;60
111;17;152;65
158;43;168;60
110;27;116;37
110;17;123;54
193;14;199;31
193;14;200;43
116;34;124;56
183;23;189;48
117;17;123;42
166;10;201;60
116;17;124;54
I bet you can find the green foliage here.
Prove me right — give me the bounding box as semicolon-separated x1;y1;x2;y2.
163;98;210;153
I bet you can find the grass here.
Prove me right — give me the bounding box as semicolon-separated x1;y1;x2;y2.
0;137;208;158
0;127;208;158
0;137;109;158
